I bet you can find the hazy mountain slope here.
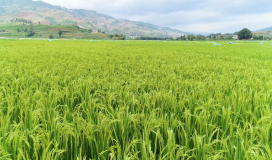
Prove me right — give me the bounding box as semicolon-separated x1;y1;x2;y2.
0;0;188;37
255;26;272;32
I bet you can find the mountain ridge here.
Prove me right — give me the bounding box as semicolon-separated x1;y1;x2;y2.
0;0;189;37
255;26;272;32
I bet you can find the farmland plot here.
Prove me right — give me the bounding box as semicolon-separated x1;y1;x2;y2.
0;40;272;159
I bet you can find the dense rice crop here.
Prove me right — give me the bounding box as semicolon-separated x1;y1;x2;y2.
1;40;272;159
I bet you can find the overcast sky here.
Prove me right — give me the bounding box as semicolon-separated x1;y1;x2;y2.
40;0;272;34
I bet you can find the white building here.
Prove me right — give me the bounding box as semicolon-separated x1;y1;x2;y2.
232;35;238;39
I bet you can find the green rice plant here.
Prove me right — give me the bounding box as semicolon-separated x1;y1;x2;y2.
1;40;272;159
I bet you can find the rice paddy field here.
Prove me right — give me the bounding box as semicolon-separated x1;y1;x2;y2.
1;40;272;160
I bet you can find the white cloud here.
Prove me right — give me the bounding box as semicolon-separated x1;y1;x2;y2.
173;12;272;33
40;0;272;33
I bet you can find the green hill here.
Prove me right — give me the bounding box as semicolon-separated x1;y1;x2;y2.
0;23;110;39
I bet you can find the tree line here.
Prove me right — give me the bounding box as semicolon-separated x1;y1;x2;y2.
17;27;35;37
10;18;33;24
179;28;266;41
108;34;126;40
137;37;173;40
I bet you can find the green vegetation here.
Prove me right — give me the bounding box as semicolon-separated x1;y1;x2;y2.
238;28;252;40
49;34;54;39
138;37;173;40
188;34;206;41
206;32;237;40
0;23;109;39
1;40;272;159
252;31;272;40
58;30;63;38
10;18;33;24
25;27;35;37
253;35;264;40
108;34;126;40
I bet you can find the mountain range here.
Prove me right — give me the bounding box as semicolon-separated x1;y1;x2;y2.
0;0;189;37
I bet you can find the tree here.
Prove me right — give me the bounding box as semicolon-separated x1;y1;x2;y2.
17;28;20;32
213;35;216;40
195;34;205;40
39;21;40;25
181;35;186;40
187;34;194;41
49;34;54;39
39;34;42;38
58;30;63;38
220;35;224;40
187;35;190;41
188;34;195;41
238;28;252;40
89;29;92;33
26;27;35;37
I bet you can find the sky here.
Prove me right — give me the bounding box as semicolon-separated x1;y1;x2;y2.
40;0;272;34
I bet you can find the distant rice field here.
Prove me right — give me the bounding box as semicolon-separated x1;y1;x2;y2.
1;40;272;159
